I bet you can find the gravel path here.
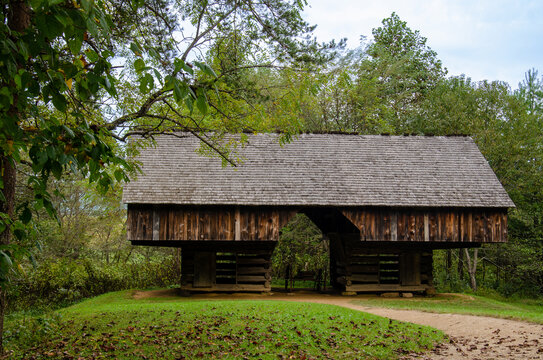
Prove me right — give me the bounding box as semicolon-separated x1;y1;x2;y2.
134;290;543;359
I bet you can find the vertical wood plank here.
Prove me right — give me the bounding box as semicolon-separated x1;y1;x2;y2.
193;252;216;288
126;209;133;240
459;212;465;242
374;209;382;241
398;213;406;241
408;214;416;241
390;212;398;241
153;209;160;241
424;214;429;242
468;212;473;242
415;212;424;242
235;207;241;240
400;252;421;286
382;211;390;241
429;212;437;241
360;210;367;240
502;213;508;242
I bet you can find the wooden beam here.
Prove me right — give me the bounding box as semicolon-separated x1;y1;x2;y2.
181;283;270;292
345;284;430;292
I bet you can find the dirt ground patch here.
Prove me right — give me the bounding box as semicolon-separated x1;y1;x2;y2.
132;289;543;359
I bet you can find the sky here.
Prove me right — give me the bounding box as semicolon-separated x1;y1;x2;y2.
301;0;543;89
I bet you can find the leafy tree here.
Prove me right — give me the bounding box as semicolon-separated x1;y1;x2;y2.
517;68;543;114
0;0;332;351
356;12;446;132
272;214;327;285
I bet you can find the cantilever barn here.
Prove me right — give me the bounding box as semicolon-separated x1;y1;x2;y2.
123;133;514;293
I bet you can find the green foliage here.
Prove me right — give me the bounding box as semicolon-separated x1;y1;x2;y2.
8;256;179;311
287;11;543;298
357;12;446;132
4;312;63;352
6;292;445;358
272;214;328;280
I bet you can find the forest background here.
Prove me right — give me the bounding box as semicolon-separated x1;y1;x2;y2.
0;0;542;326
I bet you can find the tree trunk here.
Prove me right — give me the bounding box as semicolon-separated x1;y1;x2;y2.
2;1;31;353
446;249;452;279
464;248;478;292
457;248;464;279
0;153;17;354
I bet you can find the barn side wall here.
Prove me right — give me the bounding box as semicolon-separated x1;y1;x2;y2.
127;205;508;244
341;207;508;243
127;205;296;242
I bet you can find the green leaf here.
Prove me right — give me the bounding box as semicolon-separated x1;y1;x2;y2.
62;125;75;138
46;146;56;159
52;93;67;112
194;61;217;78
51;161;63;179
114;169;125;182
80;0;91;12
196;91;208;115
185;96;194;114
130;42;143;57
173;80;188;103
132;0;145;10
68;33;84;54
86;49;99;62
37;151;48;166
20;206;32;224
153;69;163;82
13;74;22;89
148;47;160;60
134;58;145;73
174;59;193;75
0;251;13;268
138;73;154;94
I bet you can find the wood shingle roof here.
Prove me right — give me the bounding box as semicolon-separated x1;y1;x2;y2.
122;133;514;208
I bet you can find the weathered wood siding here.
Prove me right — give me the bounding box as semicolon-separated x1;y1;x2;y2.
341;208;508;243
330;235;434;293
127;205;296;241
127;205;507;243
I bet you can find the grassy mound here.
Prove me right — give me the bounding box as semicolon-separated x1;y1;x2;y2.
6;290;445;359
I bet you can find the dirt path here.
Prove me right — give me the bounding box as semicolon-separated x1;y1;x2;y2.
134;290;543;359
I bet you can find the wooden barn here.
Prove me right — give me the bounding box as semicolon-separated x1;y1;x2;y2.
123;133;514;293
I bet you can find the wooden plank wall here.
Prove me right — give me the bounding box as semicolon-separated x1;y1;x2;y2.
127;205;508;243
341;208;508;243
181;250;273;292
333;237;434;292
127;205;296;241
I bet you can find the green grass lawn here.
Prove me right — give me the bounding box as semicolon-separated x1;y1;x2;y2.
353;293;543;324
5;290;445;359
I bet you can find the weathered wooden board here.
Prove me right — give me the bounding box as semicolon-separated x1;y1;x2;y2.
400;252;421;286
193;252;216;288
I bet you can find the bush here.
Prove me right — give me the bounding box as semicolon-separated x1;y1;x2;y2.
8;256;179;311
